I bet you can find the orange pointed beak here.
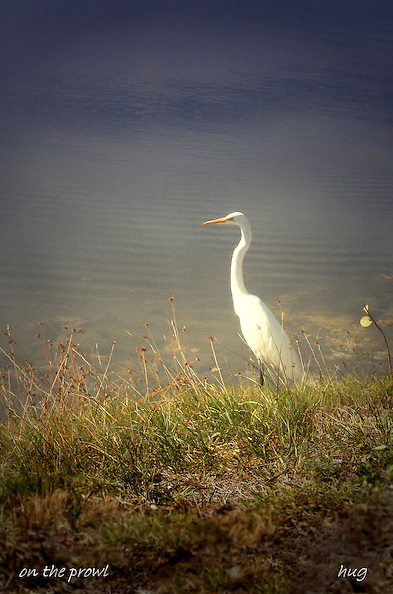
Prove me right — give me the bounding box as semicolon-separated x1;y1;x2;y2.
202;216;228;225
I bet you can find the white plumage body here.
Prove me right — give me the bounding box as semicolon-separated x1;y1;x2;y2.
234;291;299;380
203;211;301;383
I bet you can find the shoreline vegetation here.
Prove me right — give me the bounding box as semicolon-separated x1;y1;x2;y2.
1;317;392;593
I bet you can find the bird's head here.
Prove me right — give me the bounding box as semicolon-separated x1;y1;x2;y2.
202;212;248;227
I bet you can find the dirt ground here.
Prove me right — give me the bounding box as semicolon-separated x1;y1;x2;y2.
6;486;392;594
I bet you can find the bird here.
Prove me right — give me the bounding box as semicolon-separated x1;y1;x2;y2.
203;211;302;384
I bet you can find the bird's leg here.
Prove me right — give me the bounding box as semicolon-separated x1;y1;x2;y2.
258;361;264;386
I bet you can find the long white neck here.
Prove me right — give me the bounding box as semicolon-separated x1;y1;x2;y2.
231;219;252;314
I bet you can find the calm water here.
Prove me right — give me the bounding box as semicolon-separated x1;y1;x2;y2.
1;8;393;380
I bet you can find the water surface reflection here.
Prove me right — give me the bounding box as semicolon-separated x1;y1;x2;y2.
0;12;392;381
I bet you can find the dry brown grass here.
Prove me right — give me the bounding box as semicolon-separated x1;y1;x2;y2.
1;322;393;593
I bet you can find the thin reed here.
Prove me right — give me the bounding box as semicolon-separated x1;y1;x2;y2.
0;317;392;594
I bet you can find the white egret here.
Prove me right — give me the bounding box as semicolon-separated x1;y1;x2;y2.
203;212;301;384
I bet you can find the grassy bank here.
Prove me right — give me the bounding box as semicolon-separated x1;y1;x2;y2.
1;326;393;593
